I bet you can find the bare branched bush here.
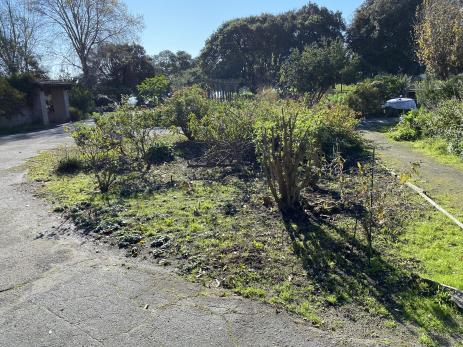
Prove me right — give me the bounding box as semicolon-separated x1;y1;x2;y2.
259;107;320;211
190;100;257;166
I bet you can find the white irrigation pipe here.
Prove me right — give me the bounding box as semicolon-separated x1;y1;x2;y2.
385;166;463;231
405;181;463;230
384;165;463;307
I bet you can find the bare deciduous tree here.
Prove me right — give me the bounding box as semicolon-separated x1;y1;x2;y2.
32;0;143;84
0;0;42;76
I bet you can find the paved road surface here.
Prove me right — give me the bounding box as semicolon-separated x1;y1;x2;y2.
0;126;360;347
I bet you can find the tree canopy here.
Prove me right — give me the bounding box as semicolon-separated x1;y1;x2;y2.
199;3;345;91
279;39;349;103
415;0;463;78
0;0;43;76
137;75;171;106
32;0;143;84
89;43;155;98
347;0;422;75
152;50;194;76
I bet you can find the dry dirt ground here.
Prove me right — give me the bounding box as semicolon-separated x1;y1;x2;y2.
0;126;370;347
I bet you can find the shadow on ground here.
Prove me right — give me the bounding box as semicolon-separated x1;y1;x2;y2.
281;206;460;345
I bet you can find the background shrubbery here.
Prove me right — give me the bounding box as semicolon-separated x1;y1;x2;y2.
69;85;95;119
390;74;463;159
71;85;362;211
415;75;463;109
0;77;25;118
158;85;210;140
391;100;463;158
347;75;411;116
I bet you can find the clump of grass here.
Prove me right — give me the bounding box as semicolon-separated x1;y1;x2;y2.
411;138;463;170
55;154;83;175
234;286;266;299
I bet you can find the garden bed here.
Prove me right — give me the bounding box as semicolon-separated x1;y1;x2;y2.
27;135;463;346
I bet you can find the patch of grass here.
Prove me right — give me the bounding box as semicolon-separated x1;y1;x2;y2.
384;320;397;329
26;136;463;345
419;332;437;347
387;133;463;171
234;286;266;299
334;84;355;92
397;210;463;290
410;138;463;171
296;301;322;326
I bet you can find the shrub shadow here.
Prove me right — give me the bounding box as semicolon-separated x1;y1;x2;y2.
281;207;460;343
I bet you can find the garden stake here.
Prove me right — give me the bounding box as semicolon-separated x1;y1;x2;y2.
368;147;375;261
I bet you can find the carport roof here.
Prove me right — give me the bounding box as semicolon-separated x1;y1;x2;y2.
36;80;73;89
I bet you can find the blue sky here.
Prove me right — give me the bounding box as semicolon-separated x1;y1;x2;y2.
128;1;363;57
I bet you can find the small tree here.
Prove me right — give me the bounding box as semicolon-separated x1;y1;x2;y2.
279;40;347;104
137;75;171;106
189;100;257;165
259;104;320;211
71;101;159;192
415;0;463;78
111;101;159;172
72;119;121;193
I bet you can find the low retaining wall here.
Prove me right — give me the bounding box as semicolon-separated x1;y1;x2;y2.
0;108;36;129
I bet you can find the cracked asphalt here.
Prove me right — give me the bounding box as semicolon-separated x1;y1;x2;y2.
0;125;361;347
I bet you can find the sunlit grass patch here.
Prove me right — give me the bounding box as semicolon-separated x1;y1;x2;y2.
410;138;463;171
398;210;463;290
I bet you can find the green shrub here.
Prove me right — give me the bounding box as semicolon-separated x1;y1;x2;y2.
69;106;84;121
391;100;463;157
71;102;160;192
69;85;95;116
346;81;383;116
0;77;25;118
160;85;210;140
427;100;463;156
390;117;420;141
310;101;361;156
145;143;175;165
72;120;121;193
137;75;171;106
347;75;411;116
416;76;463;109
390;109;431;141
105;100;160;171
190;100;257;164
